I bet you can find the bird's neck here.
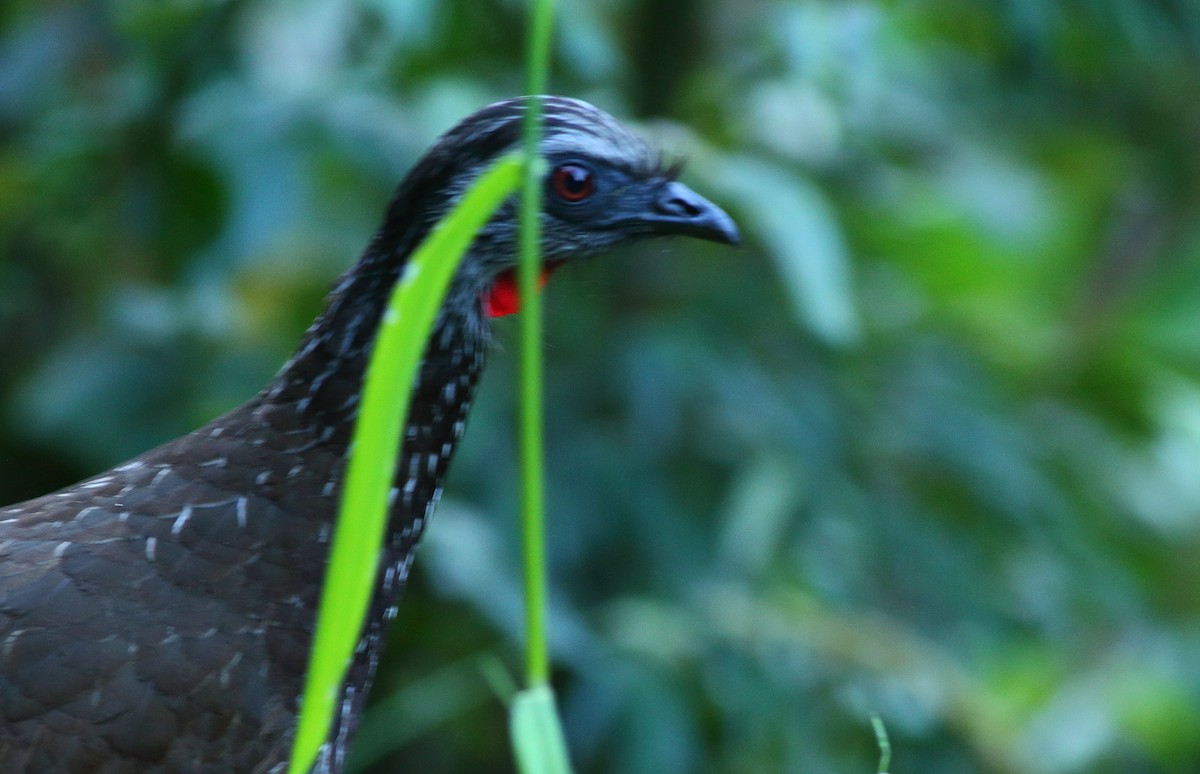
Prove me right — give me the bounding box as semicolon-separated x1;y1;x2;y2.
262;246;490;445
221;243;493;769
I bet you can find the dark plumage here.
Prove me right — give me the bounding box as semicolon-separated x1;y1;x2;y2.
0;96;738;773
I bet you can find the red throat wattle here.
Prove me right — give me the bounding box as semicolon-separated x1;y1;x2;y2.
483;263;562;317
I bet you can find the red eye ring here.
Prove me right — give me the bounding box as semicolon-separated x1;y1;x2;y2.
550;163;595;203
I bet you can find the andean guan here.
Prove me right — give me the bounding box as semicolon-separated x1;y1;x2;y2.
0;96;739;773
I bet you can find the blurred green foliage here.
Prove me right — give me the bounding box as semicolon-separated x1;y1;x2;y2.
3;1;1200;772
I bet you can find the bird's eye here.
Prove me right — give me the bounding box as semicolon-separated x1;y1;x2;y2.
550;163;596;203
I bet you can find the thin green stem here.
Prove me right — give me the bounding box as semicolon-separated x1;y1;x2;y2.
518;0;555;688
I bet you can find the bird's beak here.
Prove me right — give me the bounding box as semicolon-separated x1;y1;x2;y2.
641;181;741;246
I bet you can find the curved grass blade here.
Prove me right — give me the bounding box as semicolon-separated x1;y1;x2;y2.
288;154;524;774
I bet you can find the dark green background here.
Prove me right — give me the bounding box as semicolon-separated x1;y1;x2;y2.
2;1;1200;771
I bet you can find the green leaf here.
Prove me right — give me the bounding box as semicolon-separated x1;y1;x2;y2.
510;686;574;774
287;153;524;774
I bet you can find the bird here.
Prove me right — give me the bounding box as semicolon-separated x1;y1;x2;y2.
0;96;739;773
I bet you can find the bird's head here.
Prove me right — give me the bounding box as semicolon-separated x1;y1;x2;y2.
375;96;739;318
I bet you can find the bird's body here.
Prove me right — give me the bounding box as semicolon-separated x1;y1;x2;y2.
0;97;737;772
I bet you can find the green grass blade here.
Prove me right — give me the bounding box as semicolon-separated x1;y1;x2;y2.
510;686;573;774
288;154;524;774
519;0;555;693
510;1;571;773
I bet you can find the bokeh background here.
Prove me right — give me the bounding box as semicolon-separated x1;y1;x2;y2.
3;1;1200;771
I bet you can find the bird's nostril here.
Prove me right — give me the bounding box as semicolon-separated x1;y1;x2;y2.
666;197;702;217
656;182;707;219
